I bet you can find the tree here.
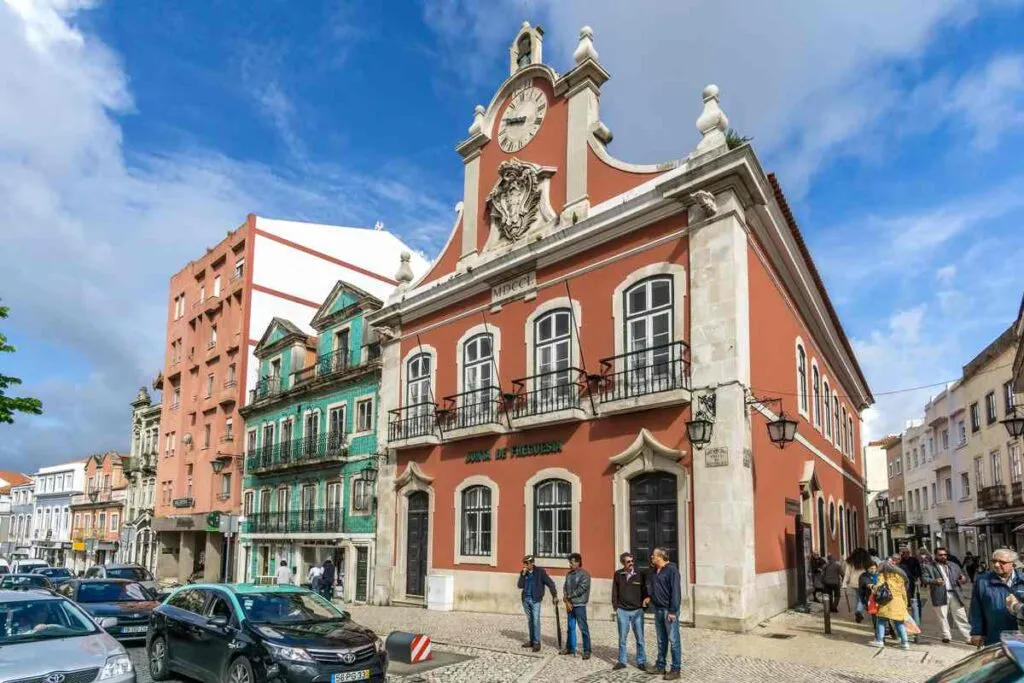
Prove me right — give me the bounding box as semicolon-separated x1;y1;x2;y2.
0;300;43;424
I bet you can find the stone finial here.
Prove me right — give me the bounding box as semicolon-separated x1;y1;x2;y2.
573;26;598;65
132;386;151;405
395;251;414;288
695;84;729;154
469;105;485;136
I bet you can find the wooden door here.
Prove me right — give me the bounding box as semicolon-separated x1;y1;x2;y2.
406;492;429;597
629;472;678;569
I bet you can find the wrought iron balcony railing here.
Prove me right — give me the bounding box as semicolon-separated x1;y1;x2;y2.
510;368;587;419
388;402;438;441
439;386;505;431
249;376;282;404
243;507;346;534
245;432;347;473
980;484;1009;510
888;511;906;525
292;348;352;385
598;341;690;402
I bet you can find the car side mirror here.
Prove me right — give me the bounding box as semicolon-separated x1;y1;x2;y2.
208;615;230;628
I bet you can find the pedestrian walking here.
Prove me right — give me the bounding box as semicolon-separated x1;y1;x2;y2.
810;552;826;602
274;560;293;586
964;552;979;583
517;555;558;652
649;548;682;680
561;553;592;659
868;560;911;650
321;558;336;601
922;546;971;643
969;548;1024;646
822;554;843;612
611;552;648;672
845;548;873;622
859;560;879;633
899;547;922;608
309;562;323;593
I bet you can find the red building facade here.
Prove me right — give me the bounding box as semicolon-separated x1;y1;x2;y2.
369;23;873;630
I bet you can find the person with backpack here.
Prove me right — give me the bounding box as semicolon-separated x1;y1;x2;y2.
869;560;911;650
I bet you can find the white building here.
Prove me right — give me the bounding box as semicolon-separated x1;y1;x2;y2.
864;439;892;554
8;480;35;559
902;420;935;551
31;462;85;566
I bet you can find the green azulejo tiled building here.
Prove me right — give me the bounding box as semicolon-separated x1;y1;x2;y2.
238;281;384;602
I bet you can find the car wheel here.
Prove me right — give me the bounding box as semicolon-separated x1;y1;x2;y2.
227;656;255;683
148;636;171;681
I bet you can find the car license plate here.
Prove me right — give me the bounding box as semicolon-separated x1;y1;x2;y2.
331;672;370;682
121;625;148;634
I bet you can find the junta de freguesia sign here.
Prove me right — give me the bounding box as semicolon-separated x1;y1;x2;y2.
465;440;563;464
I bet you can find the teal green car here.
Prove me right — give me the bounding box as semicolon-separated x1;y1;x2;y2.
146;584;387;683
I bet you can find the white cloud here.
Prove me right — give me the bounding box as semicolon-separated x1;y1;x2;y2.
936;265;957;284
948;54;1024;150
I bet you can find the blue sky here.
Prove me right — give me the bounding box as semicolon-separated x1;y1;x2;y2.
1;0;1022;472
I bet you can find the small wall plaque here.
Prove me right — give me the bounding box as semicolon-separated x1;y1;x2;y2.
743;448;752;468
705;447;729;468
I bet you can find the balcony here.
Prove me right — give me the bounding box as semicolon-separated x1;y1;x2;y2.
219;433;235;445
388;402;440;449
243;507;346;535
597;341;691;415
245;432;348;474
204;294;222;313
292;348;353;385
510;368;588;428
249;376;282;405
72;488;125;507
438;386;507;441
1014;481;1024;506
888;511;906;525
979;484;1009;511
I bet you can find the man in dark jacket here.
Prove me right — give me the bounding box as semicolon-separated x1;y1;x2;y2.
612;552;648;671
970;548;1024;646
321;559;336;601
899;547;922;606
517;555;558;652
561;553;592;659
649;547;682;680
922;546;970;643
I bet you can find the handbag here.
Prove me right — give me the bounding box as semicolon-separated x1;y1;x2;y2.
867;594;879;615
874;582;893;606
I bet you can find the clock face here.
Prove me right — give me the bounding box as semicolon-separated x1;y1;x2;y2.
497;86;547;153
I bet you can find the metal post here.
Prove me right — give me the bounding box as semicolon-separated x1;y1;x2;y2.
823;594;832;634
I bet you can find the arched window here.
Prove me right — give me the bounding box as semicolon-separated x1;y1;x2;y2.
816;497;826;554
850;508;857;550
406;353;433;435
828;500;836;538
833;395;841;449
517;34;532;68
624;277;675;388
823;380;832;439
534;310;573;409
838;504;846;556
812;364;821;428
534;479;572;558
796;343;808;415
461;486;492;557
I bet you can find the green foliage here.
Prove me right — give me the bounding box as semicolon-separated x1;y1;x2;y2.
726;128;752;150
0;300;43;424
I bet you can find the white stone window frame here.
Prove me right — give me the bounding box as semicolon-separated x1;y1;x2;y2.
795;337;809;420
326;399;348;442
352;392;376;438
401;344;439;413
832;393;842;454
837;501;846;556
523;467;581;569
455;324;502;397
301;407;323;440
810;359;822;431
394;463;435;601
611;264;688;369
453;474;499;567
330;321;355;363
524;298;582;384
349;472;373;517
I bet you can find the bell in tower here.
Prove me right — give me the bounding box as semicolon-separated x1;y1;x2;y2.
509;21;543;75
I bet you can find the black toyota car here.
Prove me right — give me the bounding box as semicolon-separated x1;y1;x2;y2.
58;578;160;641
147;584;387;683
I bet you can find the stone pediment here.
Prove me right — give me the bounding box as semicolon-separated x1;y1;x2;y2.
395;461;434;488
609;428;685;470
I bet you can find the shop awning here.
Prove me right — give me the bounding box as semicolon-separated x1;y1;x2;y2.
961;509;1024;527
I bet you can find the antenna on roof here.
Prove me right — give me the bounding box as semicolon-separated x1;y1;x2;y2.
374;221;384;231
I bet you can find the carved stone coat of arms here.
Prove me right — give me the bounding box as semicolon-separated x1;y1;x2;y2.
486;158;540;242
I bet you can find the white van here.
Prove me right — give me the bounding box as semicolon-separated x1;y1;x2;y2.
10;559;49;574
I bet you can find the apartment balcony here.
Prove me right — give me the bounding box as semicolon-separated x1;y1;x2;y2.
509;368;588;428
245;432;348;475
219;379;238;405
978;484;1009;511
1013;481;1024;507
888;511;906;525
227;271;244;295
243;507;347;535
292;348;355;386
248;376;282;405
387;403;440;449
438;386;508;441
71;488;125;508
597;341;691;416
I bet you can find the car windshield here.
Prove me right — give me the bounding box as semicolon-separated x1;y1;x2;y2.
36;568;72;578
930;643;1022;682
105;567;153;581
1;575;47;588
0;598;98;644
240;591;345;624
77;582;151;602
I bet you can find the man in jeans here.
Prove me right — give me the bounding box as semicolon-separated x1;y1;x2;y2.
561;552;592;659
649;547;681;680
517;554;557;652
611;552;648;671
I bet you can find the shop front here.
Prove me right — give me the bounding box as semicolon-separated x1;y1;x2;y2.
153;512;229;582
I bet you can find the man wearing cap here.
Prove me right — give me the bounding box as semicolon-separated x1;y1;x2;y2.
517;554;558;652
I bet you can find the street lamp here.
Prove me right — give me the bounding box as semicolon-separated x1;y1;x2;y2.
210;454;234;474
361;461;379;483
747;396;798;449
1002;406;1024;439
88;490;98;503
875;496;888;515
685;393;717;450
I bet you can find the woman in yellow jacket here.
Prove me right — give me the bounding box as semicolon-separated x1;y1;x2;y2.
869;562;910;650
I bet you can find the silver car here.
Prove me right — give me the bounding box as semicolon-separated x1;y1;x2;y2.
0;589;135;683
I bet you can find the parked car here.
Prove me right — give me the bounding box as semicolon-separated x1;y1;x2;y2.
32;566;75;585
58;578;160;642
1;573;55;591
85;563;158;595
926;632;1024;681
11;558;49;574
147;584;387;683
0;589;136;682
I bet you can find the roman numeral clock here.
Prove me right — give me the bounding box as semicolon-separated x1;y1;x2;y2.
498;86;547;153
